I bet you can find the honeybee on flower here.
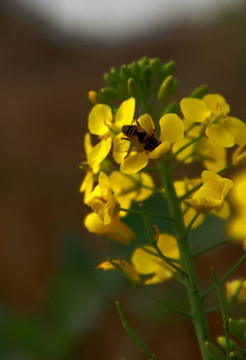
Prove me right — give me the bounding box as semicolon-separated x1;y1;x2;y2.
113;113;184;174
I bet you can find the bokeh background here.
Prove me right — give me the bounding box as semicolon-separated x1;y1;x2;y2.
0;0;246;359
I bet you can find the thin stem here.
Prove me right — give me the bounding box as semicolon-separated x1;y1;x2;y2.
116;301;157;360
194;239;229;257
167;134;203;163
139;245;181;264
210;268;230;360
137;286;192;318
119;207;173;221
159;161;211;360
202;253;246;299
184;212;200;239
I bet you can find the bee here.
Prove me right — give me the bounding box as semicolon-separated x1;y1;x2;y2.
121;114;160;152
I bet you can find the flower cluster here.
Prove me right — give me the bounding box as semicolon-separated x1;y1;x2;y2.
80;57;246;360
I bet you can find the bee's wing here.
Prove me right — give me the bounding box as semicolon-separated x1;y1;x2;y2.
137;114;156;135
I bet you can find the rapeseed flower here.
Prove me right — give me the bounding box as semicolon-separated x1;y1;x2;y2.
84;213;135;244
131;234;180;285
97;259;140;285
114;113;184;174
87;97;135;169
180;94;246;148
87;172;120;225
187;170;234;214
109;171;154;217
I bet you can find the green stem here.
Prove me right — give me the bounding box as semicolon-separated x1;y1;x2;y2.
137;286;192;318
210;268;230;360
119;207;172;221
159;161;211;360
194;239;229;257
202;253;246;299
167;134;203;163
116;301;157;360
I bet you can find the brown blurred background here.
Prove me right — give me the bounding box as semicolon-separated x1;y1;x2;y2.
0;1;246;359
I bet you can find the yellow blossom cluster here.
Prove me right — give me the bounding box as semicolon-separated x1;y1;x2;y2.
81;89;245;286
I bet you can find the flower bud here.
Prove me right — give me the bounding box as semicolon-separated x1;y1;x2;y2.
161;60;176;77
101;86;122;101
204;341;225;360
127;78;141;99
190;84;209;99
229;351;245;360
88;91;97;104
158;75;177;102
150;57;161;80
217;336;236;350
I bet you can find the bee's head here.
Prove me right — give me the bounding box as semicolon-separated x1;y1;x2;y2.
121;125;127;134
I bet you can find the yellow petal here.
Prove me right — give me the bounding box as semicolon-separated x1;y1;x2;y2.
196;137;227;172
172;137;194;164
131;246;163;275
180;98;211;123
80;171;94;204
112;133;131;164
137;113;156;133
144;272;173;285
157;234;180;259
87;137;112;169
134;173;154;201
120;151;149;174
114;97;135;130
223;117;246;146
203;94;230;115
88;104;112;135
159;113;184;143
205;124;235;148
148;141;171;159
84;132;92;155
211;200;230;219
84;213;135;244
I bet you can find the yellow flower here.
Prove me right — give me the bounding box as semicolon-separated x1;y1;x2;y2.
174;179;205;228
227;170;246;240
87;172;120;225
97;259;140;285
180;94;246;148
172;136;227;172
80;133;100;204
87;97;135;169
114;113;184;174
109;171;154;217
187;170;234;214
84;213;135;244
131;234;180;285
226;280;246;303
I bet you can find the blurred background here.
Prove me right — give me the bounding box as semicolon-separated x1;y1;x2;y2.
0;0;246;359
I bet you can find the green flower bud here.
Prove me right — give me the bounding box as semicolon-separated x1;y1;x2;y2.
229;318;246;342
129;61;140;77
150;57;161;80
94;92;113;106
161;60;176;77
120;65;132;79
137;56;149;67
204;341;225;360
229;351;245;360
158;75;177;102
217;336;237;350
101;87;122;101
190;84;209;98
103;73;115;86
127;78;141;99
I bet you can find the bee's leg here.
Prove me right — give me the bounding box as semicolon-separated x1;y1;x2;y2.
121;137;131;141
136;120;141;126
